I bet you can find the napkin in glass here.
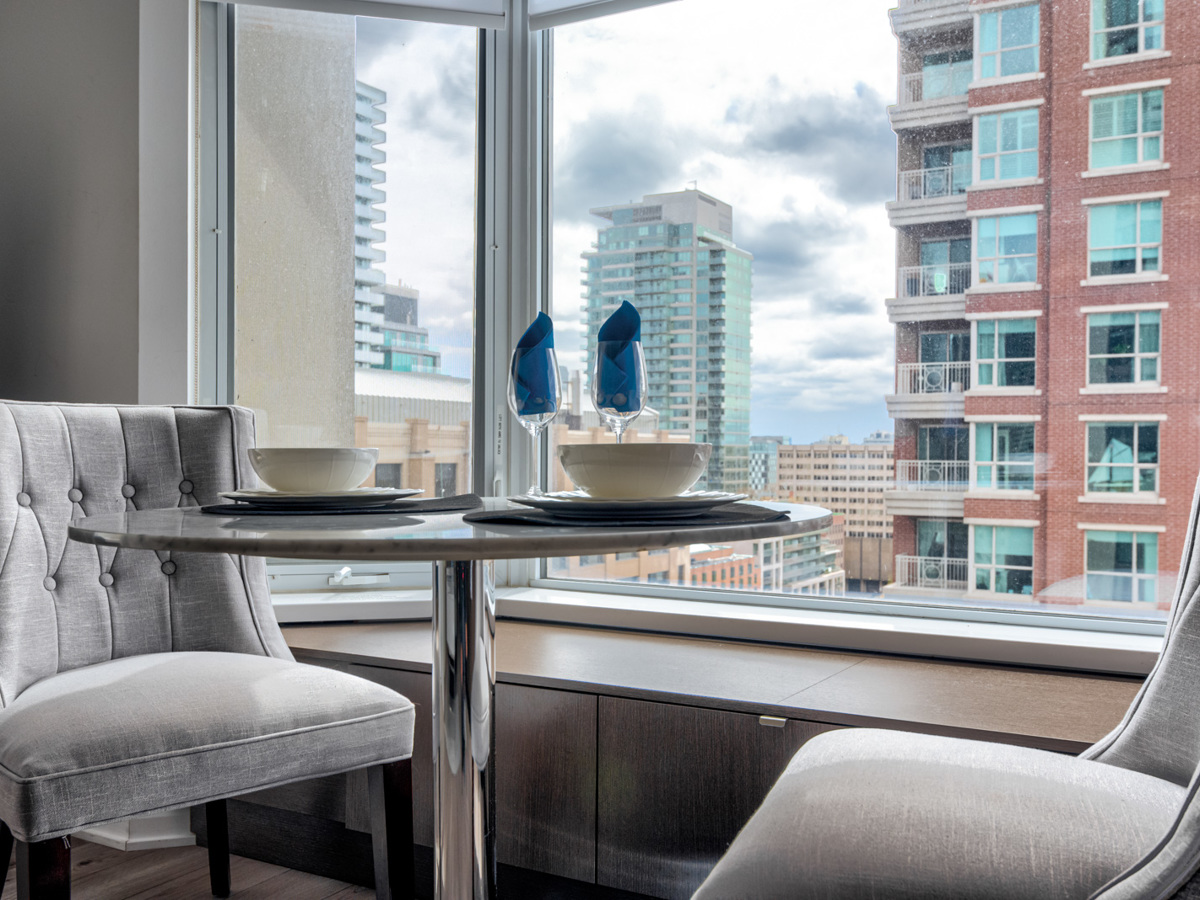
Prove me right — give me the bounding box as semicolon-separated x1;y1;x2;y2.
595;300;644;413
511;311;558;416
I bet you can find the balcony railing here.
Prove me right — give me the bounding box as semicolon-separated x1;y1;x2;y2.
900;62;973;104
898;262;971;299
897;163;971;201
895;555;969;591
894;459;970;490
895;361;971;394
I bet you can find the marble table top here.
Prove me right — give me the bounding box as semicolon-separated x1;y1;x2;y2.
68;497;833;562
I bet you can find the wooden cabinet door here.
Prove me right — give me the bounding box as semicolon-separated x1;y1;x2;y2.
597;696;841;900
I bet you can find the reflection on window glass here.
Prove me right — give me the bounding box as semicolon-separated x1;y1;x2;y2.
1086;531;1158;603
978;5;1039;78
976;109;1038;181
233;9;476;501
1089;200;1162;277
1087;423;1158;495
976;214;1037;285
1090;90;1162;169
1092;0;1164;60
1087;312;1160;385
975;319;1035;387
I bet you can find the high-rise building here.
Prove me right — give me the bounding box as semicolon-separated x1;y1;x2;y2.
884;0;1190;612
373;283;442;374
353;81;388;368
582;189;753;492
749;435;790;497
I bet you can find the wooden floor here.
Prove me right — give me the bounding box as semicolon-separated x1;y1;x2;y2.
1;839;371;900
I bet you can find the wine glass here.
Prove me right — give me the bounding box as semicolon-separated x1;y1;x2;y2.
508;347;561;495
592;340;647;443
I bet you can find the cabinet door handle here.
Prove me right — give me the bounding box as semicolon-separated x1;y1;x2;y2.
759;715;787;728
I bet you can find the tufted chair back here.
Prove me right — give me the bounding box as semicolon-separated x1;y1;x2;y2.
0;401;292;709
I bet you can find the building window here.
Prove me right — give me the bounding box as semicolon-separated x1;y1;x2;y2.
1086;531;1157;603
1088;199;1161;277
1087;311;1160;384
975;318;1036;387
1092;0;1164;60
976;213;1037;285
973;525;1034;594
1087;422;1158;495
974;422;1035;490
1090;90;1163;169
978;5;1040;78
976;109;1038;182
375;462;402;488
920;49;973;100
434;463;457;497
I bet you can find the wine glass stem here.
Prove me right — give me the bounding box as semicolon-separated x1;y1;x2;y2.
527;427;543;495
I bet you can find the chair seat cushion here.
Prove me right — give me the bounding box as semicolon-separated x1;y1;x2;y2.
0;652;415;841
694;728;1184;900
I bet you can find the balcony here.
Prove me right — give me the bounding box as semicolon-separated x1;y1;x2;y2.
890;64;972;131
889;0;970;35
886;164;970;227
885;361;968;419
886;460;967;517
891;555;969;593
886;262;969;323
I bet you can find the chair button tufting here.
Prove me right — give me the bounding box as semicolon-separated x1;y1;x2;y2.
99;573;114;587
179;479;194;494
161;561;177;576
43;577;56;592
16;492;30;507
68;488;83;502
121;484;136;499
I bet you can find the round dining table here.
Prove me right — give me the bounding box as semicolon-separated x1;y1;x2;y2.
69;497;832;900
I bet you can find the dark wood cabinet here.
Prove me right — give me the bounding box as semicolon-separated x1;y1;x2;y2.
596;696;841;899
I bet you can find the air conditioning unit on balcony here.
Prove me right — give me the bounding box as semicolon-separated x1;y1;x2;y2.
922;367;945;392
922;560;945;581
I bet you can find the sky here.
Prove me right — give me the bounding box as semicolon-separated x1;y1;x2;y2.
356;0;899;444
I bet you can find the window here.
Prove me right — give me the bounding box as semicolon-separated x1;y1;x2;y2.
976;214;1037;285
978;5;1040;78
1087;423;1158;495
1088;199;1162;277
975;319;1036;387
1090;90;1163;169
974;422;1035;490
976;109;1038;181
1086;531;1158;603
435;463;458;498
921;49;973;99
1092;0;1164;60
375;462;402;488
973;526;1034;594
1087;311;1160;384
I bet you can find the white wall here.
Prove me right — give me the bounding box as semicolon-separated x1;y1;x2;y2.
0;0;143;402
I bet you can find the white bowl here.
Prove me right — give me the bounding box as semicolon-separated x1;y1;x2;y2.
248;447;379;493
557;443;712;499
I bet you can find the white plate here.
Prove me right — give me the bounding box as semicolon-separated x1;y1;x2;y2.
508;491;746;517
221;488;423;506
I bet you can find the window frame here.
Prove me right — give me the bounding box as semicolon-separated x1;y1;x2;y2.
1088;88;1164;170
971;420;1037;492
971;316;1037;390
1085;309;1162;387
1091;0;1165;61
970;523;1036;597
1086;198;1163;279
973;212;1039;287
1083;527;1160;605
974;107;1039;183
975;4;1040;82
1084;420;1160;498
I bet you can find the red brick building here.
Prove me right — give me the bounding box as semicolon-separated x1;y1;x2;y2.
884;0;1192;614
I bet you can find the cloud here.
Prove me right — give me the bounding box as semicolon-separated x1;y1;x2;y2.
737;212;860;294
740;82;896;206
553;98;689;225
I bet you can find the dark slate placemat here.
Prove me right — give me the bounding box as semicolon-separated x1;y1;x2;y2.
462;502;789;529
201;493;484;516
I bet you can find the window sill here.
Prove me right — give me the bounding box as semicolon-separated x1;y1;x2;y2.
966;178;1043;192
1082;50;1171;70
1081;273;1168;287
966;490;1040;500
1079;494;1166;505
272;589;430;623
1082;162;1170;178
969;72;1045;89
966;283;1042;294
965;388;1041;397
1079;384;1167;395
500;586;1162;675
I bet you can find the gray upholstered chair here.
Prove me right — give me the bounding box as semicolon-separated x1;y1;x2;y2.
695;476;1200;900
0;401;416;899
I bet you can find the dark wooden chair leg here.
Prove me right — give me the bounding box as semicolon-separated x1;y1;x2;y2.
1;821;13;889
369;759;415;900
16;836;71;900
205;800;231;898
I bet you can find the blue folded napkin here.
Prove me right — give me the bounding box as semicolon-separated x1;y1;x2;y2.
511;311;558;417
595;302;644;414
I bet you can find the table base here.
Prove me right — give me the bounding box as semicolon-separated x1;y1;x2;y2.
432;559;497;900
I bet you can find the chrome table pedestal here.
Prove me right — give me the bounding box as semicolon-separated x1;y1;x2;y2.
432;559;497;900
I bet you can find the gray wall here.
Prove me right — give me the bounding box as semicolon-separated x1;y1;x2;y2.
0;0;142;403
